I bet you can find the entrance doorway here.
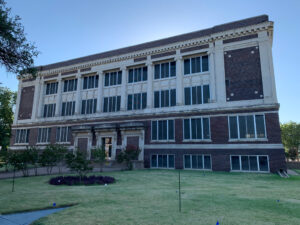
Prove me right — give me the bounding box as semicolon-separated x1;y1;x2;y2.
102;137;112;159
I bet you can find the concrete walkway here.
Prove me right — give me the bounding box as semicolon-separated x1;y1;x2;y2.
0;166;123;179
0;207;67;225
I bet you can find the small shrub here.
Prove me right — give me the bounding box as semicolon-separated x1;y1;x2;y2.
49;175;115;186
117;145;141;170
91;147;106;172
39;145;58;174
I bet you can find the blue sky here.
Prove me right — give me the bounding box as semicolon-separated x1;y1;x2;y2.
1;0;299;123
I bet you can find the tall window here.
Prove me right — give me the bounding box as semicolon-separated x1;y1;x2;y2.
154;89;176;108
104;71;122;86
103;96;121;112
15;129;30;144
184;154;211;170
127;93;147;110
37;128;51;143
63;79;77;92
229;114;266;139
151;154;175;169
154;61;176;79
81;99;97;114
83;75;99;89
61;101;75;116
128;66;147;83
43;104;56;118
231;155;269;172
151;120;174;141
184;85;210;105
45;82;58;95
56;127;71;143
184;55;209;75
183;117;210;140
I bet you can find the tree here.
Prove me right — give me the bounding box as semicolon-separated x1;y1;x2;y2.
0;86;16;151
8;151;22;192
0;149;11;171
91;147;106;172
53;144;68;174
27;146;39;176
17;150;32;176
65;151;93;183
0;0;38;76
281;122;300;160
39;145;58;174
116;145;141;170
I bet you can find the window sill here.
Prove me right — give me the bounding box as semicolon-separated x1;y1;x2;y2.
184;71;210;76
36;142;50;145
154;76;176;82
14;143;29;146
182;139;212;142
82;87;99;91
56;142;71;145
150;140;176;143
229;138;268;142
231;170;269;173
103;84;122;88
184;168;212;171
150;167;175;170
128;81;148;85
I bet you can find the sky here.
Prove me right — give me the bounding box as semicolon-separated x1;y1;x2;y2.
1;0;299;123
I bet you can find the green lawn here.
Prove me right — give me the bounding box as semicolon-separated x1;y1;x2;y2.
0;170;300;225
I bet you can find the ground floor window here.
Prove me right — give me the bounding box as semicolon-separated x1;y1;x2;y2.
230;155;269;172
184;154;211;170
151;154;175;169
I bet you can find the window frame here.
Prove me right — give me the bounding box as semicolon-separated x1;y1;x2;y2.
230;155;270;173
102;96;121;113
81;98;97;115
56;126;71;143
154;61;176;80
128;66;148;84
183;55;209;75
45;82;58;95
153;89;176;108
150;154;175;169
183;154;212;170
37;127;51;144
63;78;78;92
184;84;210;105
104;71;122;87
228;114;267;141
127;92;147;110
15;129;30;144
151;119;175;142
183;117;211;141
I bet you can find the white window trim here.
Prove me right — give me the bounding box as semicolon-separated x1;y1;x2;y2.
154;89;176;108
103;71;122;87
150;154;175;169
151;119;175;142
230;155;270;173
56;126;71;143
15;129;30;144
102;96;120;113
37;127;51;144
183;117;211;141
63;78;77;93
82;75;99;90
183;154;212;170
81;98;97;115
128;66;148;84
127;92;147;111
228;114;267;141
154;61;176;80
184;55;209;75
184;85;211;105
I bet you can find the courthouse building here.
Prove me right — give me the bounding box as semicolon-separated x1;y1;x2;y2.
10;15;286;172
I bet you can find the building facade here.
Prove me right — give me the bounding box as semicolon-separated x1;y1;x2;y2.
10;15;286;173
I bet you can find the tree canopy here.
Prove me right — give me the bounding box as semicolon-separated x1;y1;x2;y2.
0;0;38;76
280;122;300;159
0;86;16;150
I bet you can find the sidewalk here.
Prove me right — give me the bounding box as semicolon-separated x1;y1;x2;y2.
0;166;122;179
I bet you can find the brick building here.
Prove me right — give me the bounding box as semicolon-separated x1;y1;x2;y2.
10;15;286;173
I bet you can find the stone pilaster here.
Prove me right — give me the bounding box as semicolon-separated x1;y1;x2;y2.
96;71;103;113
75;74;82;115
175;50;183;105
120;67;127;110
55;77;62;116
146;57;153;108
214;40;226;104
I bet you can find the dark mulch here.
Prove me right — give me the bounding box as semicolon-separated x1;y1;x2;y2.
49;175;115;186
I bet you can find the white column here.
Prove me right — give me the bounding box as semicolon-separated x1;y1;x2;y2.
55;77;62;116
214;40;226;104
37;78;45;118
31;76;41;120
13;79;22;124
175;50;183;105
120;67;127;110
96;71;103;113
75;74;82;115
208;43;216;103
146;58;153;108
258;31;277;103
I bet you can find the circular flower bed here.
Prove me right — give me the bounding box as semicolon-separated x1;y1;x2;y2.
49;175;115;186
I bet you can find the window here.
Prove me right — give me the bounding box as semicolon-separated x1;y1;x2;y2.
103;96;121;112
230;155;269;172
184;55;209;75
61;101;75;116
45;82;58;95
128;66;147;83
127;93;147;110
63;79;77;92
184;154;211;170
81;99;97;114
151;154;175;168
183;117;210;140
56;127;71;143
151;120;174;141
15;129;30;144
229;114;266;139
43;104;56;118
83;75;99;89
154;89;176;108
104;71;122;87
37;128;51;143
154;61;176;79
184;85;210;105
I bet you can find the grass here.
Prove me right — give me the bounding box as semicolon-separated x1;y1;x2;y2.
0;170;300;225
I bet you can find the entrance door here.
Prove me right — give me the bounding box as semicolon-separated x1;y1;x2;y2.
102;137;112;159
127;136;139;150
77;138;88;156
